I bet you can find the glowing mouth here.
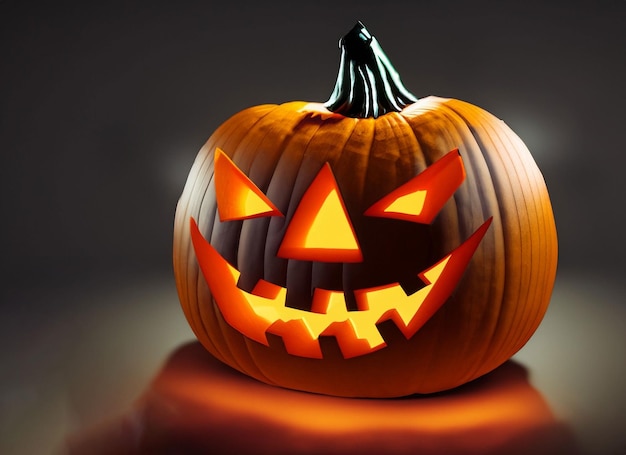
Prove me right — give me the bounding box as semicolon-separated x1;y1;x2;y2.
190;217;492;359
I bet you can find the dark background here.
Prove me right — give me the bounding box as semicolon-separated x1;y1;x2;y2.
2;0;625;288
1;1;625;454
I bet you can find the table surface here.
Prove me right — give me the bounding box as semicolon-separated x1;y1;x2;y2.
1;269;624;454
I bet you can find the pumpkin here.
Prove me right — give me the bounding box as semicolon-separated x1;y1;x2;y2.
173;22;558;397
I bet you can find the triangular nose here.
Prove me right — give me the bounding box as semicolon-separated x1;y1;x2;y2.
278;164;362;263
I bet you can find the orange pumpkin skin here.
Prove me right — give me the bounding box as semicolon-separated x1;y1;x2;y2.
173;96;557;397
174;23;557;397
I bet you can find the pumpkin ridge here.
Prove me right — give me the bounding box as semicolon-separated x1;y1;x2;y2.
188;105;278;260
444;101;537;376
392;112;429;177
405;111;478;389
454;103;545;364
228;102;311;182
491;114;556;353
469;109;540;357
211;104;309;267
313;119;362;309
241;337;282;386
375;113;444;392
235;106;316;254
470;107;556;356
176;107;281;362
343;116;376;198
259;118;327;311
409;102;504;387
207;105;316;371
197;183;249;368
421;100;510;384
213;295;279;384
192;106;289;368
455;109;518;379
262;111;326;244
338;117;376;305
282;115;360;312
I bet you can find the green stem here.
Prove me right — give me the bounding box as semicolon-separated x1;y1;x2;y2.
324;22;417;118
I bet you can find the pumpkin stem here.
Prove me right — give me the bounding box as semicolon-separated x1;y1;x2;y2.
324;22;417;118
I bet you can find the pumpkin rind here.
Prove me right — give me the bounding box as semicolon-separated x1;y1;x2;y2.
173;96;557;397
174;23;557;397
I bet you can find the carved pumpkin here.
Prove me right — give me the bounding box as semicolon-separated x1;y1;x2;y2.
173;23;558;397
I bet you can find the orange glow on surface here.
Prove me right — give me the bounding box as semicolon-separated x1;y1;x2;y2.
189;217;492;359
66;343;576;454
214;148;283;221
168;350;551;433
365;149;465;223
278;163;362;263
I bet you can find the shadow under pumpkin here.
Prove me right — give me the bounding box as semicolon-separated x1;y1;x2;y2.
64;342;580;455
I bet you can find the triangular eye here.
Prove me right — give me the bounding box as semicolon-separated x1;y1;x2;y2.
364;149;465;224
214;148;283;221
278;163;362;263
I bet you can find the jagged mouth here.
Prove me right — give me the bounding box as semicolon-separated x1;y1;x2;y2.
190;217;492;359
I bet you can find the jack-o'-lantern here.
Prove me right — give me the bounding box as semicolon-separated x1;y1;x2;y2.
173;23;558;397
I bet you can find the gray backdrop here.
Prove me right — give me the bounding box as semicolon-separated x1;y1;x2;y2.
2;0;624;289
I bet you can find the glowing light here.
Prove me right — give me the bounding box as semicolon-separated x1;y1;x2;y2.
189;217;492;359
278;164;362;263
214;148;283;221
365;149;465;224
136;346;560;454
304;188;359;250
383;190;427;216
